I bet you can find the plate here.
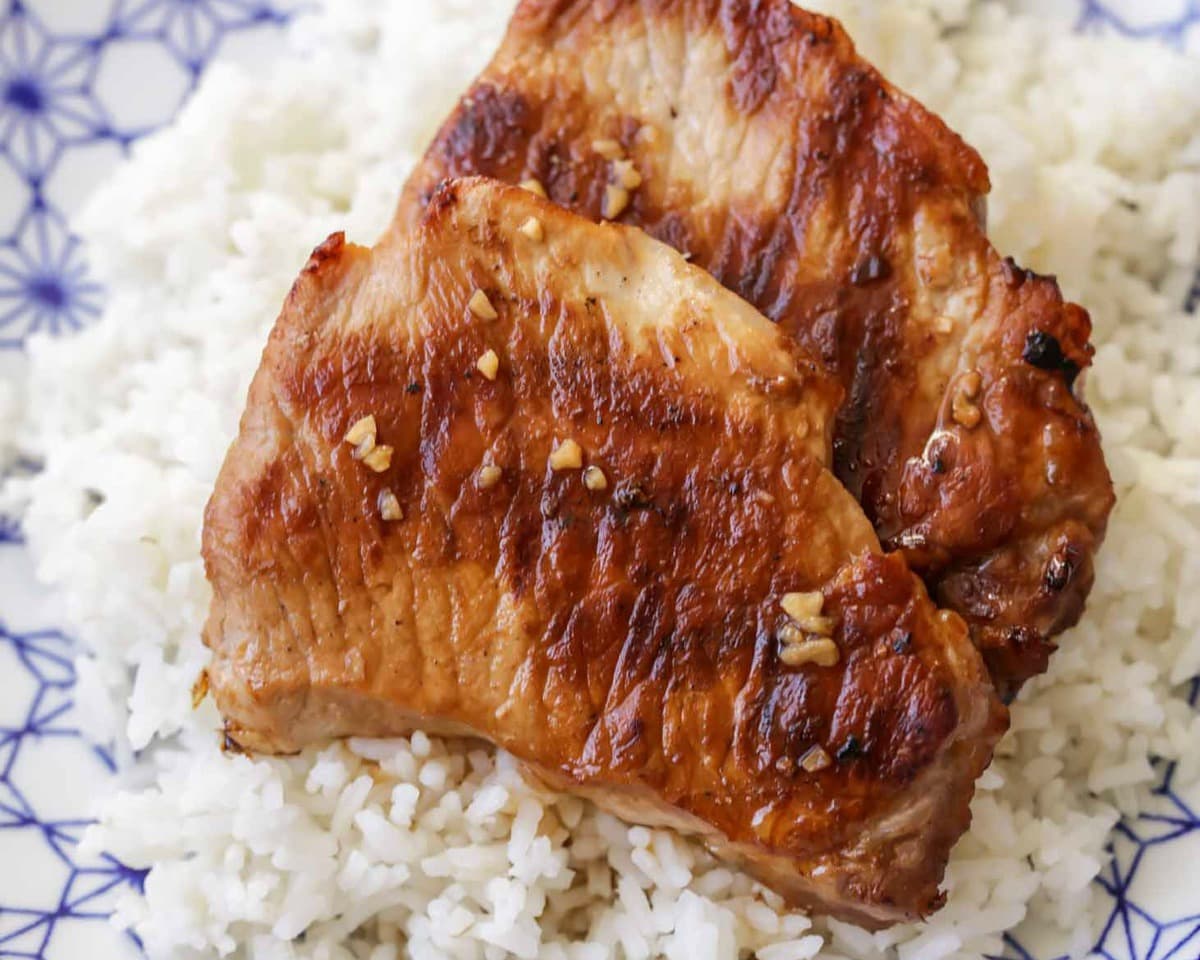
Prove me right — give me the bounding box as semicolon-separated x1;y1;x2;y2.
0;2;1197;958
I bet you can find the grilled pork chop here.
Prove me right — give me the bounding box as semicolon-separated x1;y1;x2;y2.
204;179;1005;926
394;0;1115;696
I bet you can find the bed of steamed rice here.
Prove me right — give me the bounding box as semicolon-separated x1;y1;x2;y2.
3;1;1198;958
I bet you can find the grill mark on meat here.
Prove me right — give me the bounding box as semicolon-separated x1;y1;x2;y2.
441;83;538;180
390;0;1113;695
273;278;857;747
720;0;784;114
204;180;1005;926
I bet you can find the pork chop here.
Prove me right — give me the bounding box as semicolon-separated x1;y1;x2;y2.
394;0;1115;696
203;178;1005;927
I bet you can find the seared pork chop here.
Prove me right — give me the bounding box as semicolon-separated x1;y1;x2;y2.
394;0;1115;696
204;179;1005;927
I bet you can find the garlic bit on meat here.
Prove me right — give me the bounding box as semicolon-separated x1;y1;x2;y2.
800;745;832;773
778;632;840;668
583;465;608;491
778;590;840;667
596;138;643;221
518;216;544;242
781;591;835;637
362;445;394;473
477;463;503;490
613;159;643;190
592;138;623;160
476;349;500;381
519;178;547;199
469;289;499;321
378;488;403;522
603;184;630;220
549;438;584;471
345;414;378;460
345;413;393;472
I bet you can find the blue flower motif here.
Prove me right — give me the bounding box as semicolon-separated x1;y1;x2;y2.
0;513;21;544
0;205;101;347
0;2;296;957
113;0;291;81
1087;757;1200;960
989;934;1069;960
0;622;147;957
0;1;109;184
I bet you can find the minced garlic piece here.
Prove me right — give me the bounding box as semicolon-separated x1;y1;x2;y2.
362;444;394;473
549;439;583;471
476;349;500;381
592;138;624;160
378;488;403;522
781;591;835;637
344;414;377;449
800;745;832;773
519;178;547;199
781;591;823;620
583;465;608;491
777;623;805;645
477;464;503;489
613;159;642;190
603;184;630;220
469;289;498;320
778;635;840;668
518;216;544;242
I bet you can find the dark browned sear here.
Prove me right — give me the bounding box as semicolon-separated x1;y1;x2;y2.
393;0;1115;697
204;179;1005;928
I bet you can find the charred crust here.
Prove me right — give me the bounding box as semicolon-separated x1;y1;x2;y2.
805;15;837;45
302;232;345;274
990;627;1055;701
441;82;535;173
1044;551;1074;592
835;735;864;762
1022;329;1081;387
612;480;653;513
891;630;913;654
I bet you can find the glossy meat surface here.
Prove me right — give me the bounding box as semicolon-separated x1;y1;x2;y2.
204;179;1004;926
394;0;1115;695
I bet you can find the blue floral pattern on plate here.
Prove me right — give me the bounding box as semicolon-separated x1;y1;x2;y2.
0;620;147;958
0;1;1197;958
0;2;292;957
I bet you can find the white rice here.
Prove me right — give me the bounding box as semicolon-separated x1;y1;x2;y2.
7;1;1200;958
